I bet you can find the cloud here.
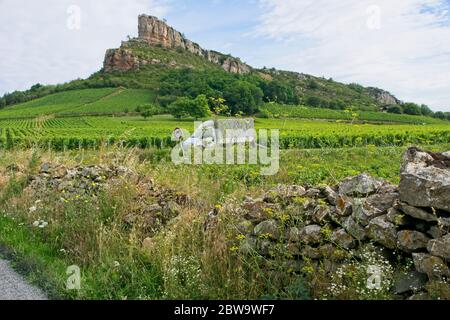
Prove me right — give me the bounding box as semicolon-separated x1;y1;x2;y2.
252;0;450;110
0;0;170;95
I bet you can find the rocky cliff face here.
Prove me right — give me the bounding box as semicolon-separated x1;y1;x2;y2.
104;15;251;74
367;87;401;105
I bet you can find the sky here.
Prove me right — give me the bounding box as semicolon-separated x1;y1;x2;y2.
1;0;450;111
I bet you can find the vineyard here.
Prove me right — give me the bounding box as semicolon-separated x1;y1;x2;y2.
259;103;447;125
0;116;449;150
0;88;156;119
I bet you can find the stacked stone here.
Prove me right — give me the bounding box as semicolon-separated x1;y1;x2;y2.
236;148;449;298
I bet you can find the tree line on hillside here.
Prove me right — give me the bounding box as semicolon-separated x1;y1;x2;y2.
1;68;449;121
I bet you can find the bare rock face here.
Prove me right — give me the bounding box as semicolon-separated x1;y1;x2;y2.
396;202;438;222
104;15;251;74
338;174;384;196
427;234;450;260
367;87;401;105
104;49;139;72
365;215;397;249
412;253;450;279
397;230;431;253
399;148;450;212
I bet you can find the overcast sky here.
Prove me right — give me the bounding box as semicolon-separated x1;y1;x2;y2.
1;0;450;111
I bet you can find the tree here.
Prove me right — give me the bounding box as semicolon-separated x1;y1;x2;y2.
168;95;210;119
138;104;159;119
307;79;319;90
433;111;446;119
209;97;229;116
30;83;43;92
263;80;296;104
386;105;403;114
223;81;263;115
169;97;191;119
191;94;211;119
329;99;346;110
420;104;433;117
306;96;328;108
402;102;421;115
141;110;153;119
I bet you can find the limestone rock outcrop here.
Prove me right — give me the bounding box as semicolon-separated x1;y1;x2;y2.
104;15;251;74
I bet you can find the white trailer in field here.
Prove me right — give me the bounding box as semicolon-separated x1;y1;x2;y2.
172;119;256;151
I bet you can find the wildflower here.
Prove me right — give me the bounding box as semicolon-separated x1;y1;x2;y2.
39;221;48;228
29;206;37;213
32;220;48;228
236;234;246;241
113;261;120;268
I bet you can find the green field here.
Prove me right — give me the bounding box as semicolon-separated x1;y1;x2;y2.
0;115;449;150
0;88;155;119
2;88;447;125
260;103;447;124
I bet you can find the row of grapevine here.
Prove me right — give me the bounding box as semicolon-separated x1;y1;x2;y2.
0;116;449;151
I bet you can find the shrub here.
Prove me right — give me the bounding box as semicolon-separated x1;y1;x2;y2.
223;81;263;115
403;102;421;115
386;105;403;114
168;94;210;119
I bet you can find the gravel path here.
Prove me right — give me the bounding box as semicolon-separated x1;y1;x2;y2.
0;259;47;300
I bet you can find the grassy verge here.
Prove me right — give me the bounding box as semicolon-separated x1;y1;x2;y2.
0;215;69;299
0;144;449;299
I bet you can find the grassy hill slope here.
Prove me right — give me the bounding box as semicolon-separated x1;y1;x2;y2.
1;40;448;123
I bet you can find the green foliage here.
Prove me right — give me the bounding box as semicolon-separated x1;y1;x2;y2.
305;96;328;108
1;115;449;151
259;103;446;124
420;104;434;116
140;104;160;119
263;80;298;104
402;102;422;115
168;94;210;119
386;105;403;114
348;83;365;93
0;89;158;119
434;111;446;119
224;81;264;115
307;79;319;90
209;97;230;116
2;41;448;119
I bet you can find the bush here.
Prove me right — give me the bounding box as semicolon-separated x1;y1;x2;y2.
420;104;433;117
263;80;298;104
386;105;403;114
223;81;263;115
306;96;328;108
307;79;319;90
168;94;210;119
433;111;446;119
403;102;421;115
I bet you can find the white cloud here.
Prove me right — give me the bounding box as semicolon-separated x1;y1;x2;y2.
0;0;170;95
253;0;450;111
